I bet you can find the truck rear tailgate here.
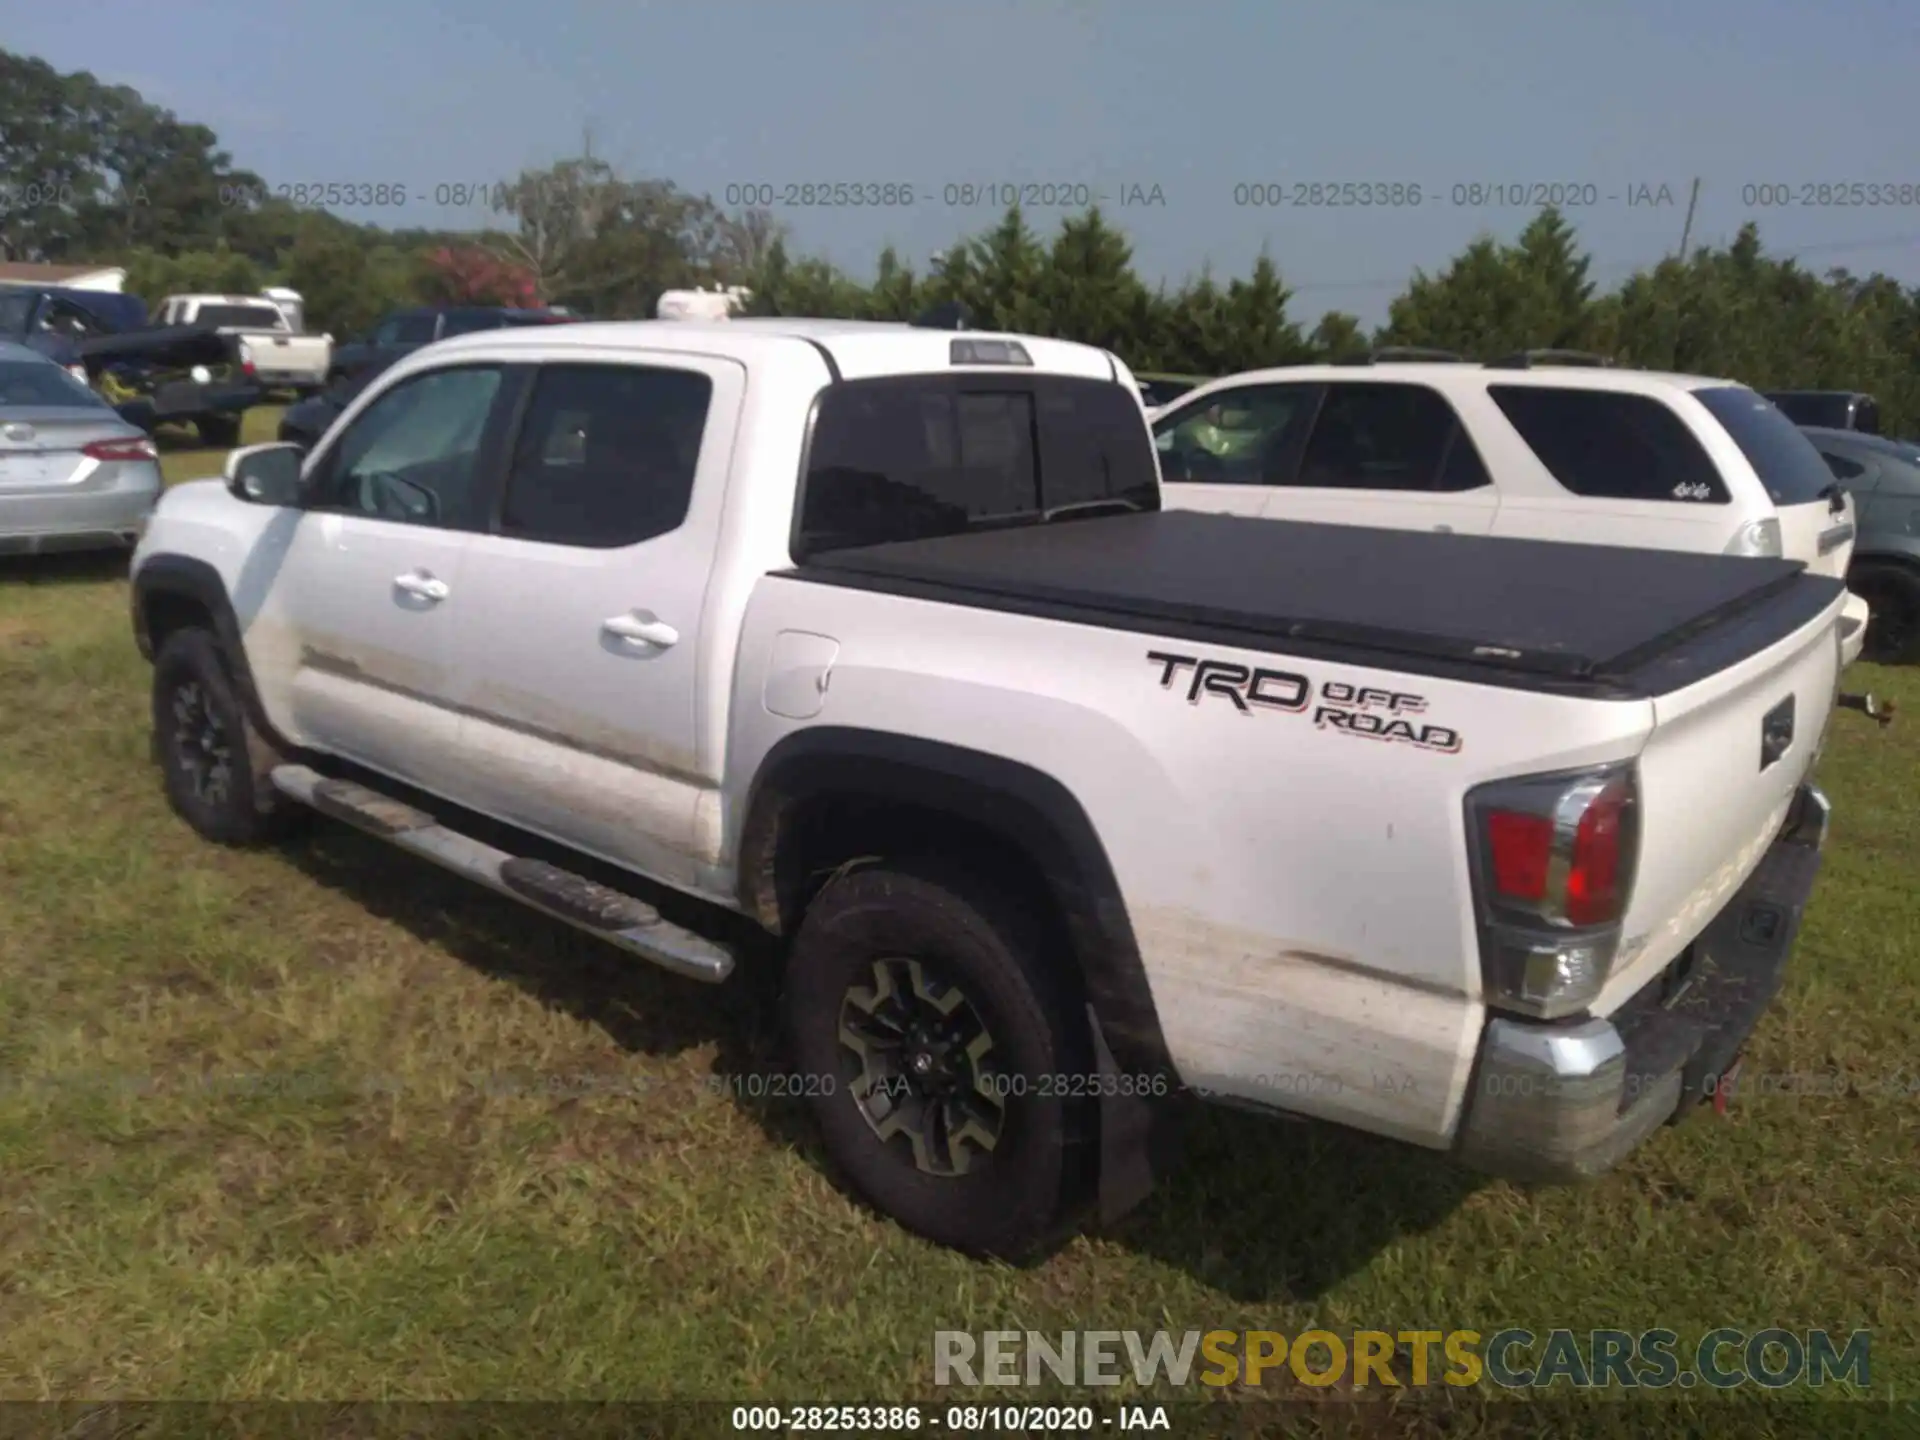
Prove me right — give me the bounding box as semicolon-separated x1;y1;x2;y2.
1595;589;1844;1012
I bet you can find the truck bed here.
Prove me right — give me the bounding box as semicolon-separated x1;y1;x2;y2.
789;511;1845;697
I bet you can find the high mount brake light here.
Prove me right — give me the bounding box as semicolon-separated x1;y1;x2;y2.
950;338;1031;366
1467;765;1640;1018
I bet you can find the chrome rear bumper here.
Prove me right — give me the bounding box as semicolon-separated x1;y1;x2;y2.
1454;782;1828;1182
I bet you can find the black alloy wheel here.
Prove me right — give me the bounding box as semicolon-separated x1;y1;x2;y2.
838;955;1006;1177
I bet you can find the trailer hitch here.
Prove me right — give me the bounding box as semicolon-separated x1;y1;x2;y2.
1838;692;1896;728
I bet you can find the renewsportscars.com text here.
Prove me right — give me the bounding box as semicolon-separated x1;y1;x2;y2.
933;1328;1870;1390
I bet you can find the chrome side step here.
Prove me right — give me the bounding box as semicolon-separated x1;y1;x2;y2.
269;764;734;983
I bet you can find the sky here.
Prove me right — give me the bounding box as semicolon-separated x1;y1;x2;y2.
7;0;1920;325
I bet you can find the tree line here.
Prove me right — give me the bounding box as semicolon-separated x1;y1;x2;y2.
4;47;1916;432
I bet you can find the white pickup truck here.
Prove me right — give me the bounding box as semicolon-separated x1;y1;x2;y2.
129;318;1854;1258
153;294;332;394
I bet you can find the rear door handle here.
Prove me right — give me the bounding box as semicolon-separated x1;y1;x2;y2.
393;570;449;602
1433;524;1454;533
603;613;679;647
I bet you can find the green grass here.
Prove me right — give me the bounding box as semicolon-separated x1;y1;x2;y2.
0;408;1914;1432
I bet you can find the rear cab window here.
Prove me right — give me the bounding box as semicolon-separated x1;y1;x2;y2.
390;314;439;344
1489;385;1730;503
191;304;288;330
797;374;1158;559
1692;386;1840;507
441;311;507;337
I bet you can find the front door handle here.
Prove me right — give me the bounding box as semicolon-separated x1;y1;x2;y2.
1433;524;1454;533
603;612;679;648
393;570;449;602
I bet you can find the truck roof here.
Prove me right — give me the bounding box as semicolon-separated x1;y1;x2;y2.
424;317;1126;382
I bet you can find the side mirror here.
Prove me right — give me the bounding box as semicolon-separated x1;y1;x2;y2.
225;442;304;506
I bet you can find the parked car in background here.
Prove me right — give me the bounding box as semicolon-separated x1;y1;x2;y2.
326;306;576;384
1801;425;1920;661
278;355;396;451
1152;350;1872;665
0;285;258;447
1763;390;1881;435
1135;372;1209;413
0;341;162;555
152;294;332;395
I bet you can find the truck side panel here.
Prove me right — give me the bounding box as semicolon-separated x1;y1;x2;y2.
727;577;1659;1146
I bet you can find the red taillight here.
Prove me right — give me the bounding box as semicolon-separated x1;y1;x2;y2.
1564;786;1627;925
1473;770;1636;929
82;436;158;462
1486;810;1552;901
1469;765;1638;1017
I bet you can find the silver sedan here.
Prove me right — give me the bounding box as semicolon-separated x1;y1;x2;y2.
0;341;163;555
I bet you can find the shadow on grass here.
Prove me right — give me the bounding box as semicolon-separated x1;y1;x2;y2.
277;789;802;1146
0;548;132;587
1099;1104;1485;1301
277;782;1481;1301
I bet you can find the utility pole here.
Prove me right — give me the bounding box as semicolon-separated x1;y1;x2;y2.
1677;177;1701;261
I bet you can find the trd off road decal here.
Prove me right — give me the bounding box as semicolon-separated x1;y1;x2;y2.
1313;681;1462;753
1146;652;1462;754
1145;651;1309;713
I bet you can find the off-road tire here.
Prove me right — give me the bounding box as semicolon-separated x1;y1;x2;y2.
1851;561;1920;664
195;414;242;449
783;857;1096;1258
152;628;300;845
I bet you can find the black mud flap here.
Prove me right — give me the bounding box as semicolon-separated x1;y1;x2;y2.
1088;1004;1183;1228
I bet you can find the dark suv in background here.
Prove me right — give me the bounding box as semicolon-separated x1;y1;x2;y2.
286;306;578;450
1800;425;1920;660
325;305;575;384
1764;390;1881;434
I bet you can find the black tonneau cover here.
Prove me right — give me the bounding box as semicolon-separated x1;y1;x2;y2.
791;511;1843;694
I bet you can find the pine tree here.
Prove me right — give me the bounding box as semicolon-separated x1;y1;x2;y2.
1043;207;1150;353
1219;254;1311;370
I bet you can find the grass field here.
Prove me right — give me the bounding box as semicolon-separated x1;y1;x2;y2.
0;408;1915;1432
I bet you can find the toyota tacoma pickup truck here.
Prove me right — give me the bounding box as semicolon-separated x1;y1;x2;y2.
152;294;332;396
129;318;1852;1258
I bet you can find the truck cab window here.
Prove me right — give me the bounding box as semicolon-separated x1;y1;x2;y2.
313;365;505;529
498;363;713;547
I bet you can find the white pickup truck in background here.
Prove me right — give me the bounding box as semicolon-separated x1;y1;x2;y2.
153;293;332;394
128;318;1860;1258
